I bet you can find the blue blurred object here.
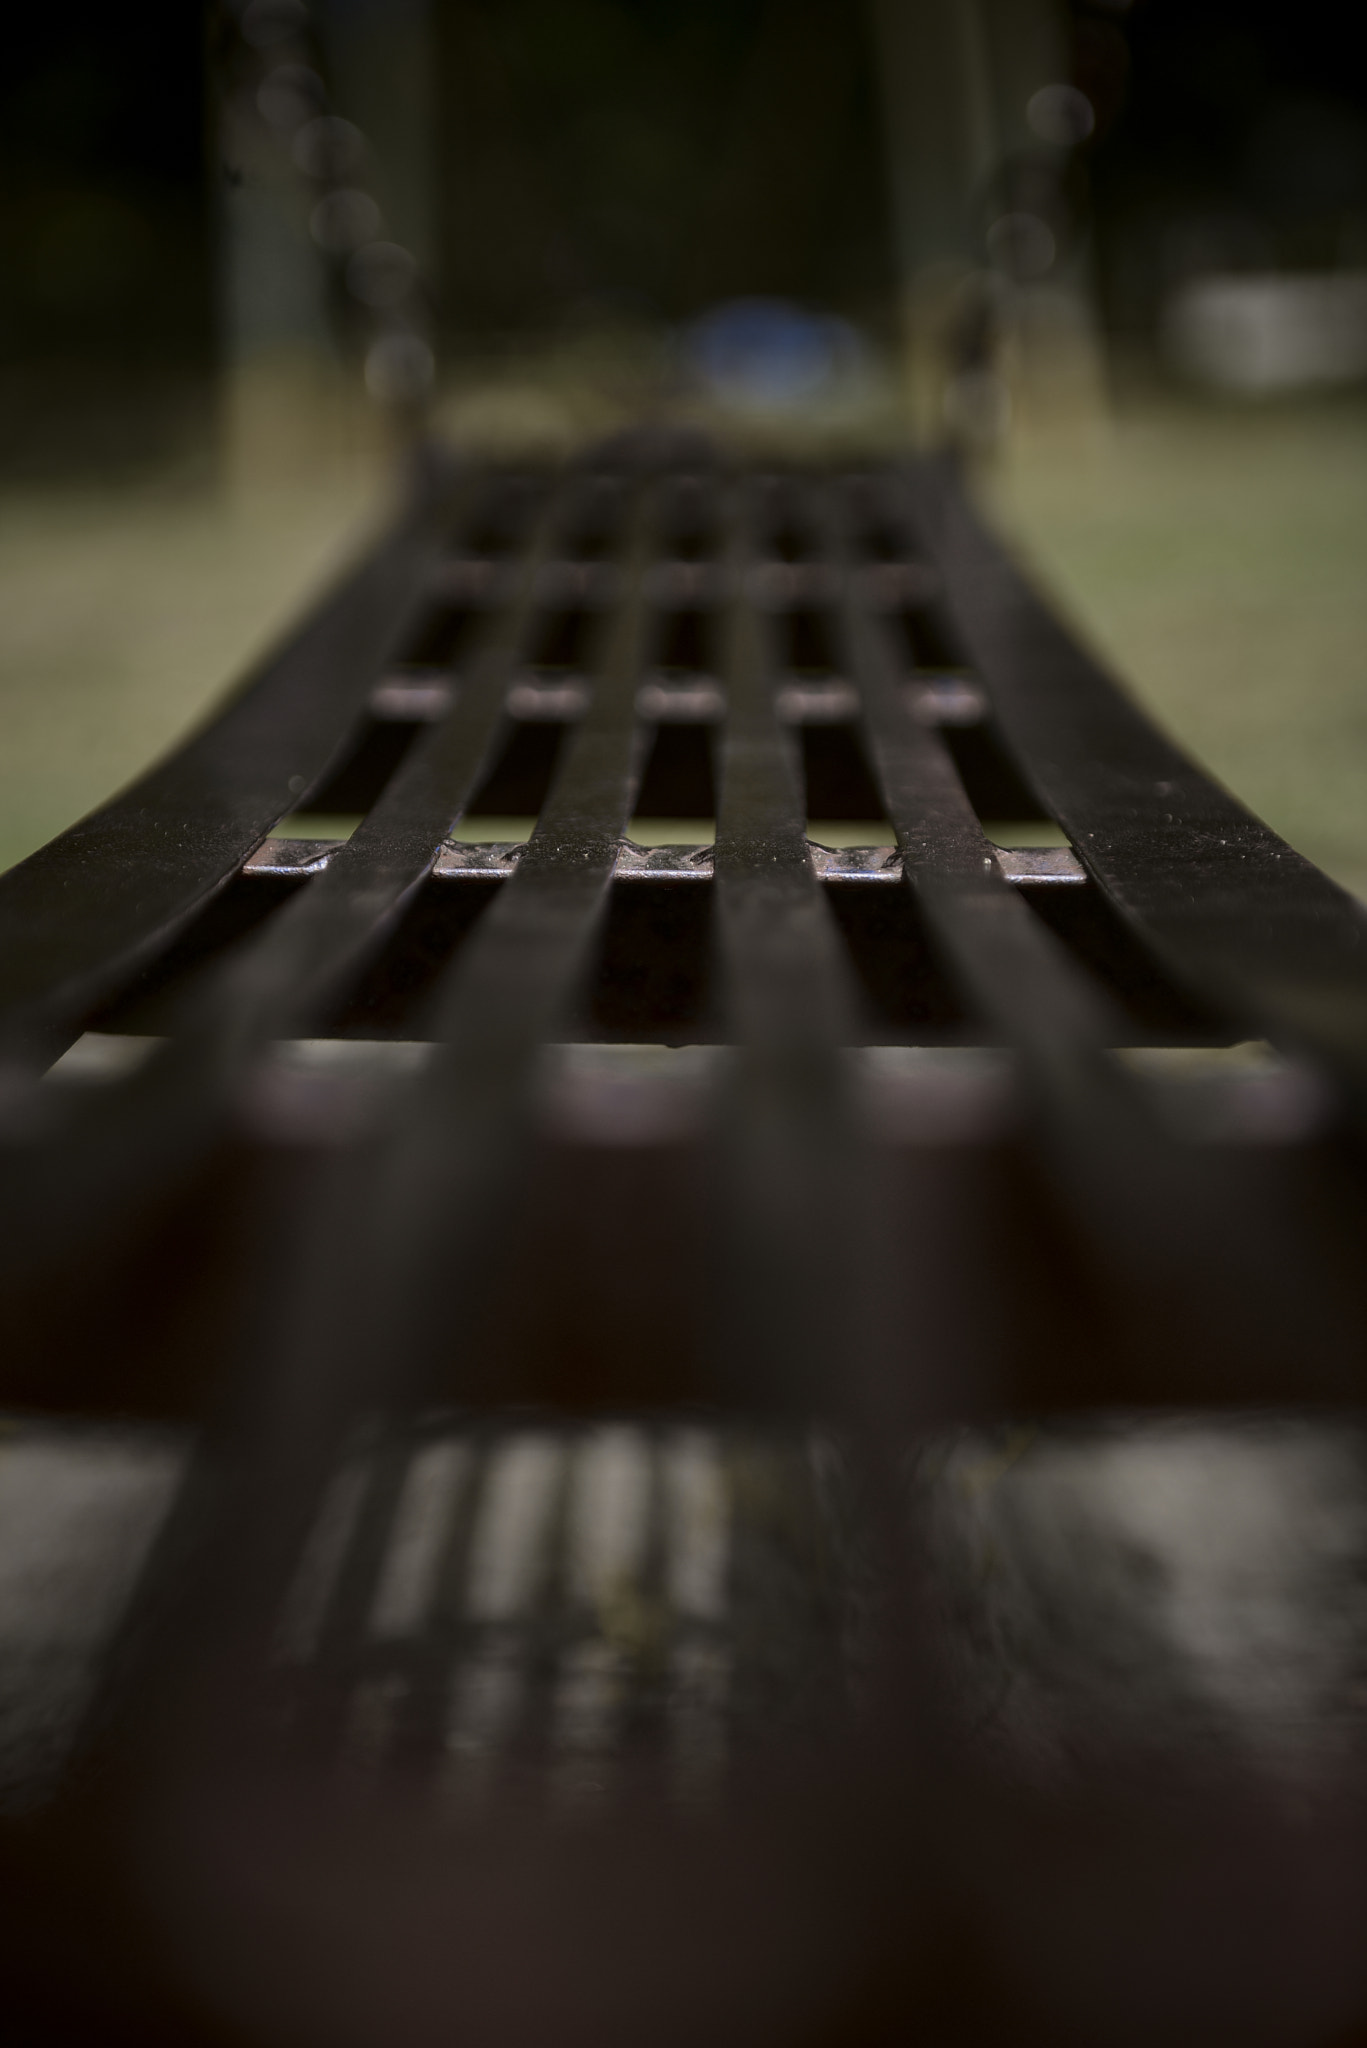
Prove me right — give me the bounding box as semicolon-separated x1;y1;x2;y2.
683;297;862;411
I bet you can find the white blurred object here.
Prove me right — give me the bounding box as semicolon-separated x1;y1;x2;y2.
1165;272;1367;394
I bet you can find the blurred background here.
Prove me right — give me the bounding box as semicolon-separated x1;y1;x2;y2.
2;0;1366;894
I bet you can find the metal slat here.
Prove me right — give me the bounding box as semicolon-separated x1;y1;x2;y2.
31;465;636;1781
177;479;568;1053
332;465;665;1434
0;476;567;1374
905;460;1367;1096
0;454;467;1066
707;472;877;1419
823;476;1367;1406
101;461;669;1731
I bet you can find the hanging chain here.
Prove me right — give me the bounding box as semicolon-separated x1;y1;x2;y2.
216;0;436;418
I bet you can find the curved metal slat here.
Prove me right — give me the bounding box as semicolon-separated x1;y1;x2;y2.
185;484;566;1055
905;460;1367;1091
0;489;556;1342
826;481;1367;1406
0;456;464;1061
708;475;876;1420
134;465;664;1649
61;463;667;1813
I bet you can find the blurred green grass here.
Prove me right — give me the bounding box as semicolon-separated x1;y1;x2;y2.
0;470;379;877
987;392;1367;903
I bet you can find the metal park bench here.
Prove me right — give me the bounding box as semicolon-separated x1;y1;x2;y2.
1;435;1366;2044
